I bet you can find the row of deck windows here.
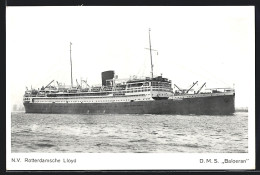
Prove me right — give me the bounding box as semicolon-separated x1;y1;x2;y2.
125;89;171;92
35;98;151;103
35;94;147;100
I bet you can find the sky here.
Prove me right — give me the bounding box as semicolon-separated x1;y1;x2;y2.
6;6;254;108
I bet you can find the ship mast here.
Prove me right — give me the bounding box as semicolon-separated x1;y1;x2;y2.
70;42;73;88
148;28;153;78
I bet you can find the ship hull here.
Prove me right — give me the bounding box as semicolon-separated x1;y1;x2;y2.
24;94;235;115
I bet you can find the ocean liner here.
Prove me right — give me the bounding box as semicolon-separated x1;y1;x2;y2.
23;29;235;115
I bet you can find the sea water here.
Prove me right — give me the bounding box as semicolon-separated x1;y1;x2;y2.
11;112;248;153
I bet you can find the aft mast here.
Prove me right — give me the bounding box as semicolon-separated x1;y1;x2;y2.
148;28;154;78
145;28;158;78
70;42;73;88
146;29;157;78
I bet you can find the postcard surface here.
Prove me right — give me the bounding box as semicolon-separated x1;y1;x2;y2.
6;6;255;170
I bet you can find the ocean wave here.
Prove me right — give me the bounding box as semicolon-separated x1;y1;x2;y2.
35;143;55;148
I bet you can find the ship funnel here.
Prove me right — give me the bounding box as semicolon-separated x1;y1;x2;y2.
101;70;115;86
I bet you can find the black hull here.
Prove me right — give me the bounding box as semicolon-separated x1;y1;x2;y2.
24;94;235;115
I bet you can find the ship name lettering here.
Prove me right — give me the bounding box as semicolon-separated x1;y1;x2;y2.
223;159;249;164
